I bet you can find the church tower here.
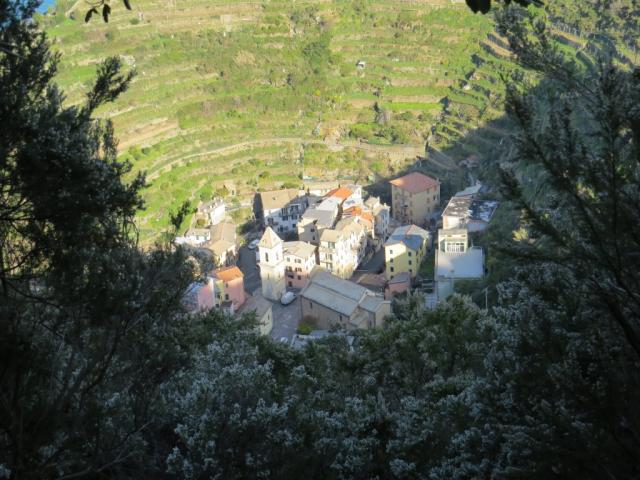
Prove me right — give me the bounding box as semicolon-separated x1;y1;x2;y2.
259;227;286;301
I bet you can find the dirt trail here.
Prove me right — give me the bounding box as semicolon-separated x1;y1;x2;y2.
146;137;428;180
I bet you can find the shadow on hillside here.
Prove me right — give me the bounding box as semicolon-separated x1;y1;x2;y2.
364;111;515;206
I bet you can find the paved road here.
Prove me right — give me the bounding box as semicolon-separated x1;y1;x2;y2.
237;246;261;294
360;247;385;273
270;297;302;342
237;245;301;341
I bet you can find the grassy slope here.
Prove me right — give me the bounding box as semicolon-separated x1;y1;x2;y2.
41;0;514;243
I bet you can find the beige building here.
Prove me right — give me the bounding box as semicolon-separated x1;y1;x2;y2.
300;268;391;330
237;293;273;336
318;229;352;279
390;172;440;226
259;227;286;301
205;221;237;267
283;241;317;289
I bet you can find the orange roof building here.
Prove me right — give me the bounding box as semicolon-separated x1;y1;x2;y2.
213;265;244;283
389;172;440;226
325;187;353;201
389;172;440;194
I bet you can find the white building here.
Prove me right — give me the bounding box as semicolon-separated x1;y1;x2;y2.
442;196;498;233
256;189;309;235
198;198;226;226
259;227;286;301
175;228;211;246
364;196;391;243
435;228;484;299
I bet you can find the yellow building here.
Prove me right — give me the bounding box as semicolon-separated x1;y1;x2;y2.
384;224;430;280
390;172;440;226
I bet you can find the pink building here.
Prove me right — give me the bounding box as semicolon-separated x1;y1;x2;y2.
283;241;317;290
213;266;246;312
384;271;411;299
194;266;246;314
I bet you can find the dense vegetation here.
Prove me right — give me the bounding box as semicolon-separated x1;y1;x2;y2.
1;0;639;479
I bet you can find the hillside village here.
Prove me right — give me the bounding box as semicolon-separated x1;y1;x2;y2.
182;171;498;343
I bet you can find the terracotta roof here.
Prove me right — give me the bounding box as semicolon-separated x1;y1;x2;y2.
325;187;353;200
343;206;374;223
390;172;439;194
213;266;244;282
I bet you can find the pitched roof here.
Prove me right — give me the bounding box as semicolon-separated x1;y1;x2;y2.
301;269;388;317
386;224;430;251
325;187;353;200
388;271;411;285
301;207;337;227
343;206;374;223
259;226;282;249
390;172;439;194
213;265;244;282
283;241;316;259
207;221;236;254
259;189;302;211
320;228;343;244
301;269;368;316
360;295;386;313
237;293;272;317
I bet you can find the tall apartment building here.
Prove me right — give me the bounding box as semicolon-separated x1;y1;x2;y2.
390;172;440;226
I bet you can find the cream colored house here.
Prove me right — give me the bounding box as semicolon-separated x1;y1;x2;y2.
390;172;440;226
318;216;368;279
283;241;317;289
318;229;352;279
237;293;273;336
205;221;237;267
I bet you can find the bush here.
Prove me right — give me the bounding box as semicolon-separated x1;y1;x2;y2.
296;322;313;335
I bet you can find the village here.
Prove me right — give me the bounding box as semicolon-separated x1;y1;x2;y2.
181;170;498;346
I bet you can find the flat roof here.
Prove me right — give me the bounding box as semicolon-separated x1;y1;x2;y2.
436;248;484;279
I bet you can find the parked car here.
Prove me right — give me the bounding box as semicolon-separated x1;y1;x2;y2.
280;291;297;305
247;239;260;250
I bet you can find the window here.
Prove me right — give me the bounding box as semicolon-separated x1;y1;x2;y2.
390;267;394;273
408;251;412;257
265;252;269;263
389;258;393;263
409;269;413;274
225;294;229;300
309;301;313;309
389;249;393;254
408;260;412;265
297;275;302;280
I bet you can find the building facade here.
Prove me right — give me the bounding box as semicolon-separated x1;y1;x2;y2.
259;227;286;301
283;241;317;289
385;224;430;280
390;172;440;226
256;189;309;235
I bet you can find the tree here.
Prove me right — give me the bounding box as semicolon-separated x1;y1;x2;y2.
495;5;640;359
0;2;198;477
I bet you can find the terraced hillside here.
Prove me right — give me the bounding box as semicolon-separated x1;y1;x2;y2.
40;0;513;243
